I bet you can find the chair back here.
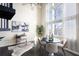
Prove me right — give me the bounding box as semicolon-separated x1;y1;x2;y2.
62;39;67;48
46;43;58;53
58;39;68;48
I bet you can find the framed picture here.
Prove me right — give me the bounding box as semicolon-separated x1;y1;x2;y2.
12;21;29;32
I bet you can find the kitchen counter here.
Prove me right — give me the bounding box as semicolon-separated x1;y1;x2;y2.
8;41;34;56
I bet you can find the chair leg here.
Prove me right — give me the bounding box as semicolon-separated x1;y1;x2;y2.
62;48;65;56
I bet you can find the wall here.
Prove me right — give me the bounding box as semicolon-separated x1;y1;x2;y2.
34;4;47;46
0;3;37;47
76;3;79;52
12;4;37;42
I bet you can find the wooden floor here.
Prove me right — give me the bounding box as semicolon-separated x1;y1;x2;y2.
22;47;49;56
22;47;63;56
0;46;79;56
22;47;79;56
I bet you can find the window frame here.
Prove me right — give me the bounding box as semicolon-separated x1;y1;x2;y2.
46;3;64;40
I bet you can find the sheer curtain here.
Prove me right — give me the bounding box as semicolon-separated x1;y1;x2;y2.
63;3;77;51
45;3;77;52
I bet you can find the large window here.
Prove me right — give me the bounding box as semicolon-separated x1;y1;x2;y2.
54;3;63;37
46;3;76;50
46;3;63;40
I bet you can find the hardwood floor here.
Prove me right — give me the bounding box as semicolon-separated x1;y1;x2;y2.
0;47;12;56
0;46;63;56
0;46;78;56
22;47;49;56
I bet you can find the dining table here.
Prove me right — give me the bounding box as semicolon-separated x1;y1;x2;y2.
41;38;61;56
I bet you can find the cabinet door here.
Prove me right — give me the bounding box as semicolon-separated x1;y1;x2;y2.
0;47;9;56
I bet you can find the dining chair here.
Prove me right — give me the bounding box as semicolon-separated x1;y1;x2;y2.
57;39;68;55
46;43;58;56
37;38;46;55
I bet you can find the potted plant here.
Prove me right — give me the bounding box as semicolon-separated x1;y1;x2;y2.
36;25;45;40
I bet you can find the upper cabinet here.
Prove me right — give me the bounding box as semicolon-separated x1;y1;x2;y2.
0;3;16;20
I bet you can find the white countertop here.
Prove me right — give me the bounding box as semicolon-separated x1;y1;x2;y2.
8;42;34;56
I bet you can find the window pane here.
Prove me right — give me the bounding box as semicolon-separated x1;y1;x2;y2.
53;22;63;36
64;19;76;40
48;24;52;32
65;3;76;17
54;3;63;21
46;3;54;22
49;10;52;21
46;23;53;36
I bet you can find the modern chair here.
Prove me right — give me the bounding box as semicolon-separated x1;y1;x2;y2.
57;39;68;55
38;38;46;55
46;43;58;56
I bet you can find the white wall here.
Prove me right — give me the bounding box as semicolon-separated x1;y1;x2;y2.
12;4;37;41
76;3;79;52
0;3;37;47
